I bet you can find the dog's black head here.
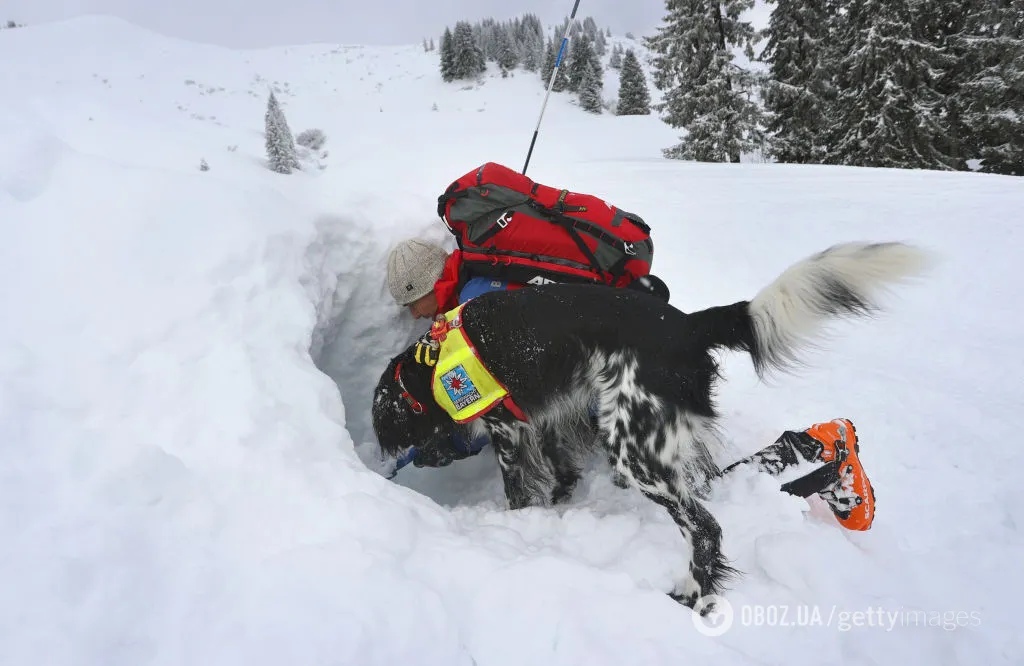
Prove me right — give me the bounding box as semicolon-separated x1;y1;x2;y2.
371;339;455;460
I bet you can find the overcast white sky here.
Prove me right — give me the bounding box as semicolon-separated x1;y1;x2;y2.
3;0;671;48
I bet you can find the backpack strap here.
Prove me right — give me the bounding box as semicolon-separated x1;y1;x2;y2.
553;217;609;283
526;199;615;283
436;184;470;219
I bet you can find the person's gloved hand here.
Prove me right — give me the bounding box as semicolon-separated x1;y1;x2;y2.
412;443;458;468
411;437;484;468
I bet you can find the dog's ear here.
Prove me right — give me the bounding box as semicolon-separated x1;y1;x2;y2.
371;351;413;457
371;346;451;458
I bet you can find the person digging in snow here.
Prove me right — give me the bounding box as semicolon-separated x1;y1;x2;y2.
382;238;876;532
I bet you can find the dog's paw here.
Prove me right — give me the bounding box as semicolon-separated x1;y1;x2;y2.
669;589;699;609
669;574;703;609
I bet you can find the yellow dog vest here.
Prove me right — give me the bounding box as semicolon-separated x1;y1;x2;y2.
423;303;524;423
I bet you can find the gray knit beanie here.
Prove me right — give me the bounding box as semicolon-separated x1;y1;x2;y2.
387;239;449;306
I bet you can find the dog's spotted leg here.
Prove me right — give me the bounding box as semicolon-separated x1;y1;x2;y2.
549;454;581;505
482;409;557;510
609;461;630;489
589;350;737;608
617;461;737;610
540;419;590;505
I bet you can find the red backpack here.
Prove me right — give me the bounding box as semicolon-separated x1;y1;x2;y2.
436;162;653;288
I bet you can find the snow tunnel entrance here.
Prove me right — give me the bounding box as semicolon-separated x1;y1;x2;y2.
304;215;506;507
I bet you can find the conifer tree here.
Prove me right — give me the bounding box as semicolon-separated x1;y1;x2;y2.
760;0;830;163
616;49;651;115
826;0;957;170
566;36;590;92
517;14;545;71
495;26;519;74
913;1;973;168
579;60;604;113
440;27;456;82
567;36;601;93
475;19;495;61
609;44;624;69
647;0;763;163
956;0;1024;175
264;91;298;174
452;21;485;79
520;33;543;71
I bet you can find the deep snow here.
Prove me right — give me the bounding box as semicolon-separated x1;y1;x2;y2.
1;15;1022;666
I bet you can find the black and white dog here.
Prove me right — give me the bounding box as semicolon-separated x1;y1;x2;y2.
371;242;929;609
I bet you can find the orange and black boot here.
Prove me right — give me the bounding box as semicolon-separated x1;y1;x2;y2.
793;419;876;531
722;419;877;530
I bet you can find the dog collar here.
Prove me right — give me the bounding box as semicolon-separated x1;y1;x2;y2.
394;361;427;414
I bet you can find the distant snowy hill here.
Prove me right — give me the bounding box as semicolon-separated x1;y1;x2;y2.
1;15;1022;666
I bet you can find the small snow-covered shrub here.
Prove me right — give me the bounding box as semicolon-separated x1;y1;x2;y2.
297;128;327;151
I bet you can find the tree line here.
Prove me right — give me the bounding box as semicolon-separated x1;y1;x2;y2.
646;0;1023;175
434;14;652;117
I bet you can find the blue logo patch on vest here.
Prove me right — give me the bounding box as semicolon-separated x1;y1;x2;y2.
440;365;482;411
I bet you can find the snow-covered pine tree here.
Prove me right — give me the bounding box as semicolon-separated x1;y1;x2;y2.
609;44;624;69
519;33;542;72
430;37;435;51
616;49;651;115
567;36;601;92
475;19;496;62
760;0;830;163
526;13;544;36
579;59;604;113
646;0;764;163
956;0;1024;175
452;21;485;79
914;1;973;168
264;91;299;174
826;0;958;170
524;14;547;71
566;36;589;92
440;27;456;82
495;25;519;75
594;29;608;56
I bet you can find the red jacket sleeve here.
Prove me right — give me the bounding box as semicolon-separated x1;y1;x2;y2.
433;250;463;314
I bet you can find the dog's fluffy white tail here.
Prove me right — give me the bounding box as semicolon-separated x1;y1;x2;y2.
748;242;932;377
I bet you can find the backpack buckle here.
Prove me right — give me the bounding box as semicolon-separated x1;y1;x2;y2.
496;210;513;228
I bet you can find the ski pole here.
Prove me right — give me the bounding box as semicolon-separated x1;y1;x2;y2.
522;0;582;175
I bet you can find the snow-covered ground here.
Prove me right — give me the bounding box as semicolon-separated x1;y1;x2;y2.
2;16;1022;666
